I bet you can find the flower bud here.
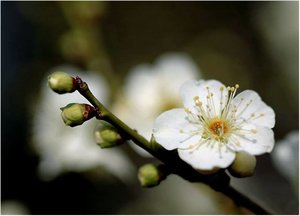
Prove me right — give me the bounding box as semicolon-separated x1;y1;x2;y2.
60;103;96;127
94;121;123;148
48;71;76;94
138;164;169;187
197;167;220;175
228;151;257;178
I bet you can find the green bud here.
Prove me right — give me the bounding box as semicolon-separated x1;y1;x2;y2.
48;71;76;94
138;164;168;187
94;121;123;148
60;103;96;127
197;167;220;175
228;151;257;178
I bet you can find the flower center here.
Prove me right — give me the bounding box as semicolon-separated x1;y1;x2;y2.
208;118;229;137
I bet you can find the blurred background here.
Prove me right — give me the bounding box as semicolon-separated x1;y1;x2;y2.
1;1;298;214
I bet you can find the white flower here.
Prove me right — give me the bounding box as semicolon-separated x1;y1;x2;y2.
1;200;29;215
153;79;275;171
272;130;298;188
32;65;134;182
113;53;201;156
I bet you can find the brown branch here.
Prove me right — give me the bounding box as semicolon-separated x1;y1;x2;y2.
75;76;272;215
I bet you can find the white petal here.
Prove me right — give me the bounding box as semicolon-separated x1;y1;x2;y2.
232;90;275;128
272;131;299;180
178;141;236;170
179;80;204;112
124;64;160;112
156;53;200;88
154;54;200;101
153;108;199;150
228;125;275;155
180;79;228;116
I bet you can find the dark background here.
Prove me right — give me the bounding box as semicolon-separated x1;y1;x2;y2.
2;1;298;214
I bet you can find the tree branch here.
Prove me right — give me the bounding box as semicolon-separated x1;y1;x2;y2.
75;76;272;215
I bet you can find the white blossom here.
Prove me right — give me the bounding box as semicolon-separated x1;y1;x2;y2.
32;65;134;182
1;200;29;215
153;79;275;171
272;130;298;188
113;53;201;156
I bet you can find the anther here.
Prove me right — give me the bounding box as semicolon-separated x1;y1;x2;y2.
184;108;191;113
196;101;202;107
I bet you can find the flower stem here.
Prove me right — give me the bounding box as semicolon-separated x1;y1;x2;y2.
76;77;272;215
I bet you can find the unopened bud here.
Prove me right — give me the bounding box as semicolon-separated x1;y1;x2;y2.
48;71;76;94
197;167;220;175
94;121;123;148
138;164;169;187
60;103;96;127
228;151;256;178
